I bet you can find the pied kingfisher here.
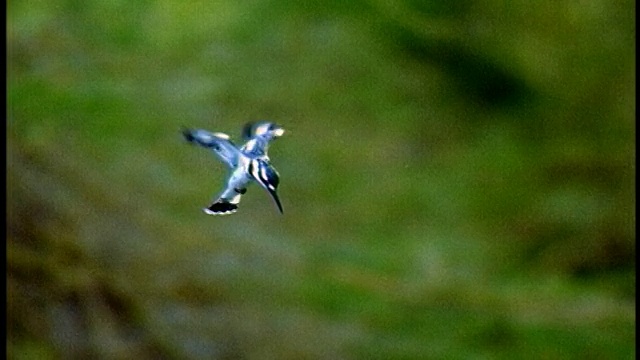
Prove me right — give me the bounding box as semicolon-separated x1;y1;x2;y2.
182;121;285;215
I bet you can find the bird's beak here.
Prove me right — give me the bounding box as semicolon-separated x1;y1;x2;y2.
273;128;285;137
268;189;284;214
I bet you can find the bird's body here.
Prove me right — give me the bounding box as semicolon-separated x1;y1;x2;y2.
182;121;285;215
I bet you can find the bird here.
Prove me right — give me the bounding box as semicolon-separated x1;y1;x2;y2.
182;121;285;215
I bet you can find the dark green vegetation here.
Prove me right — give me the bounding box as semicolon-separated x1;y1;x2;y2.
8;1;634;359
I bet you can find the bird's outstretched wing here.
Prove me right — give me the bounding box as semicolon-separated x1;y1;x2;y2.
242;120;284;140
182;128;241;168
241;121;266;140
240;121;285;157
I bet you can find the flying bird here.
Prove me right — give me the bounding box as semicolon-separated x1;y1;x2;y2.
182;121;285;215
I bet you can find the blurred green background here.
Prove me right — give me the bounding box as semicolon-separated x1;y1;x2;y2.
7;0;635;359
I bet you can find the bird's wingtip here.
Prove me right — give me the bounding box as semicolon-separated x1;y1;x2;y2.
181;127;195;142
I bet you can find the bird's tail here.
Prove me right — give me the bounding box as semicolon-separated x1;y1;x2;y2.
203;200;238;215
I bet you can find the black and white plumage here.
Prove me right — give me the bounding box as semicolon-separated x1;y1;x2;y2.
182;121;285;215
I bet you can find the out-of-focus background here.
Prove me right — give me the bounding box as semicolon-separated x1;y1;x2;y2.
7;1;635;359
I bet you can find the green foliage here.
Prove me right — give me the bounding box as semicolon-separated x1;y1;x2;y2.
8;0;634;359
